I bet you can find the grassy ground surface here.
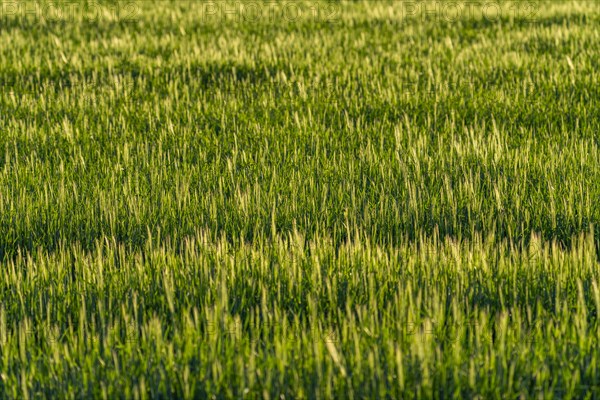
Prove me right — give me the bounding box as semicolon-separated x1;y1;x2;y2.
1;0;600;398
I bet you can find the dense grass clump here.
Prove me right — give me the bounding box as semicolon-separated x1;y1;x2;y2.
1;0;600;398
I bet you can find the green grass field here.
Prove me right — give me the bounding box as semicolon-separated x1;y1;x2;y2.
1;0;600;398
